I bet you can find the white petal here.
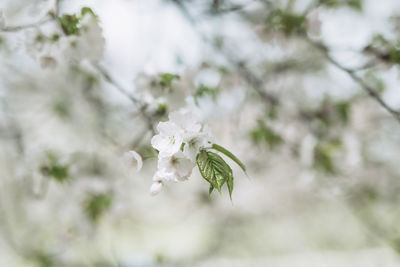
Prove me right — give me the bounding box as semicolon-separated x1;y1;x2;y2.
151;134;169;151
153;169;178;182
158;151;195;180
169;109;201;132
150;181;163;196
157;121;180;135
176;168;193;181
157;134;183;158
124;150;143;171
124;150;143;172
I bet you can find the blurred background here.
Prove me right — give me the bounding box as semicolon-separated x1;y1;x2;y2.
1;0;400;266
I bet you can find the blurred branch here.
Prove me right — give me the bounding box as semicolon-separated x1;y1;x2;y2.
1;0;61;33
55;0;62;17
1;99;24;155
343;197;400;256
305;36;400;124
171;0;278;106
95;64;141;105
1;15;54;33
210;0;261;14
94;63;155;134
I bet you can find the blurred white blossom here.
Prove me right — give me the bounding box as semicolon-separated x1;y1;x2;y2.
124;150;143;172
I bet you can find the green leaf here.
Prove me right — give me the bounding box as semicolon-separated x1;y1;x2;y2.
194;85;218;103
196;150;233;195
318;0;362;11
81;7;97;18
209;184;214;195
83;193;112;223
40;152;70;183
226;168;234;200
59;14;80;35
266;9;306;36
159;73;179;87
250;120;283;149
334;101;350;124
313;140;342;174
211;143;246;173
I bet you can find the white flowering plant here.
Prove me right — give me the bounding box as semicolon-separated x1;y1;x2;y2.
3;0;400;265
149;109;246;198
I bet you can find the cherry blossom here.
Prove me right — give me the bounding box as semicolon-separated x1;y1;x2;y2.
151;121;184;157
123;150;143;172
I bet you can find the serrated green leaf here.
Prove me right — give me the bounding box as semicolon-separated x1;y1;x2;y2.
212;143;246;173
196;150;233;195
209;184;214;195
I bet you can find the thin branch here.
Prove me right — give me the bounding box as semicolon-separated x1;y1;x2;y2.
1;0;61;33
1;16;53;33
171;0;278;106
94;63;155;134
95;64;141;105
306;37;400;124
55;0;62;17
1;98;25;155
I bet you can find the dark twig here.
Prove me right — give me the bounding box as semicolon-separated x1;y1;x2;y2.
306;37;400;124
94;63;155;134
171;0;278;106
1;16;53;33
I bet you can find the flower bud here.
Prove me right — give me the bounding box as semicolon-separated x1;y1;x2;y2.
150;181;163;196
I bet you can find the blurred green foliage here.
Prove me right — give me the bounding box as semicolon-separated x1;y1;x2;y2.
266;10;306;36
159;73;179;88
40;152;69;183
313;139;342;174
58;7;98;36
195;84;218;104
318;0;363;11
250;120;283;149
59;14;80;35
83;193;112;223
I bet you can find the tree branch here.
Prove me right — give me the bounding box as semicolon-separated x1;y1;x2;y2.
94;63;155;134
1;16;53;33
171;0;278;106
306;36;400;124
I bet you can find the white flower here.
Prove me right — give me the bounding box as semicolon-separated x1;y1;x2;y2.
151;121;183;157
123;150;143;172
152;168;177;182
150;180;163;196
62;13;105;63
183;132;209;162
168;109;201;134
157;152;195;181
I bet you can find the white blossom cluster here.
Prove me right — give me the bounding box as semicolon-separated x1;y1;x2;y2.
149;109;213;195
